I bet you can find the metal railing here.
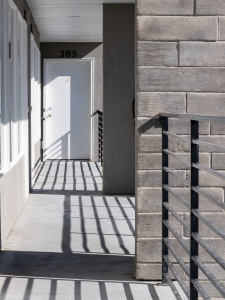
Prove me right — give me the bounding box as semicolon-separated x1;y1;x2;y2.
98;110;103;165
160;113;225;300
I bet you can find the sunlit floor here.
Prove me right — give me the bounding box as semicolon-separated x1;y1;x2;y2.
0;161;183;299
33;160;103;192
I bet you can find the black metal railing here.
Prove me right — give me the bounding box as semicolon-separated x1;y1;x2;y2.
98;110;103;165
160;113;225;300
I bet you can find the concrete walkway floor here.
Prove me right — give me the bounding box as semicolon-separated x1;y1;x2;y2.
0;161;184;299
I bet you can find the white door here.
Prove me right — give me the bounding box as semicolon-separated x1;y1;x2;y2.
44;59;92;160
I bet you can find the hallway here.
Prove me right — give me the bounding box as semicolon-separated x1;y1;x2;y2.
0;167;185;299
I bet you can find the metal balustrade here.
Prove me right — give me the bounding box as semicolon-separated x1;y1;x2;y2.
98;110;103;165
160;113;225;300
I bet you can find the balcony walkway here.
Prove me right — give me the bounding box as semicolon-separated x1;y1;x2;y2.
0;161;182;299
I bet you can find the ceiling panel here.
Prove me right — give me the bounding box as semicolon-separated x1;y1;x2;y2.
26;0;134;42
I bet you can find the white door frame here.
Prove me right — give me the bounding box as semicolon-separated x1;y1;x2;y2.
43;58;94;161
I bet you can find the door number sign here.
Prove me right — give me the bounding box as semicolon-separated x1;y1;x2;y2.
60;50;77;58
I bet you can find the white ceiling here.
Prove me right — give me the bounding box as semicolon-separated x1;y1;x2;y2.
26;0;135;43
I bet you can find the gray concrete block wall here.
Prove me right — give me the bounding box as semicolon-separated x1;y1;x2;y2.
135;0;225;295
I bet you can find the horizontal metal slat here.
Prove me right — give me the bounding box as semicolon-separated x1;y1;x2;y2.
163;255;190;299
192;163;225;182
192;233;225;270
163;131;189;143
192;186;225;210
163;167;190;187
163;273;183;300
163;220;190;254
163;185;190;209
191;279;211;300
163;202;190;232
163;149;190;165
192;256;225;298
192;209;225;240
192;139;225;152
163;237;190;276
160;113;225;124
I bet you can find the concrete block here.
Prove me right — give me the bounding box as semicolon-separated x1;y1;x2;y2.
137;213;183;238
138;153;209;170
169;119;210;135
138;134;191;153
137;171;162;187
137;42;178;66
211;123;225;135
137;16;218;41
212;154;225;169
192;281;225;298
184;213;225;238
138;170;186;187
137;0;193;15
197;0;225;15
219;17;225;40
136;263;162;280
199;263;225;280
138;67;225;93
187;169;225;187
138;135;161;153
137;188;162;213
137;237;225;266
180;42;225;66
168;136;190;153
137;92;186;117
138;153;161;170
199;239;225;264
187;93;225;116
169;187;224;212
137;117;161;135
136;263;185;280
200;136;225;153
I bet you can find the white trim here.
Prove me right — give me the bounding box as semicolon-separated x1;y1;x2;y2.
43;58;94;161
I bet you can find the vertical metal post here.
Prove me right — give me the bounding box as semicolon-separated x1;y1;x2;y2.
190;120;199;300
162;116;168;284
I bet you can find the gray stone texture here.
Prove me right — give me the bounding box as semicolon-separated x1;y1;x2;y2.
212;154;225;169
211;123;225;135
137;17;218;41
136;0;225;284
137;92;186;116
197;0;225;15
137;117;162;135
138;153;209;170
137;42;178;66
180;42;225;66
138;67;225;92
187;93;225;116
219;17;225;40
103;4;135;194
137;238;225;263
137;213;182;238
137;187;224;213
138;170;186;187
40;42;103;162
137;0;193;16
